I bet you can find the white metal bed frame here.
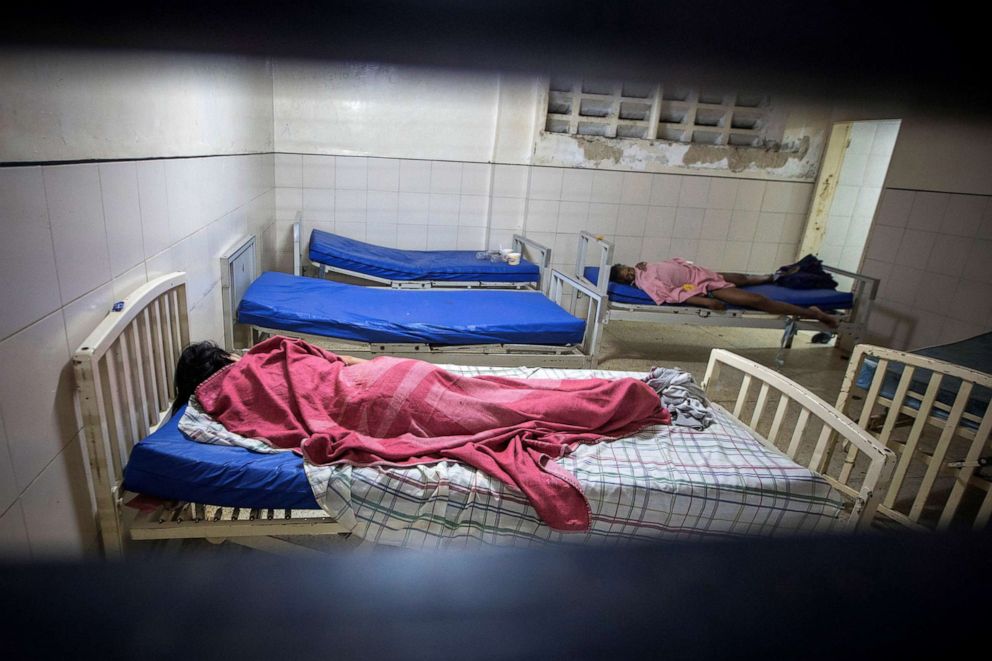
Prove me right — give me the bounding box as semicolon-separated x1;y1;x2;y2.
297;214;553;291
836;344;992;531
225;233;606;368
73;273;891;556
573;231;880;360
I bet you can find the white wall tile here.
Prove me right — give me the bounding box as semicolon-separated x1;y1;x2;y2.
492;165;529;198
925;235;971;278
275;187;303;221
870;120;901;156
640;236;671;263
335;189;366;224
673;208;704;239
99;162;144;278
274;153;303;188
458;195;489;227
728;210;759;242
907;191;949;231
396;224;428;249
561;169;594;202
669;238;699;262
335;221;366;242
367;158;400;192
460;163;491;196
746;242;778;271
45;165;112;304
490;197;525;230
427;225;458;249
590;171;623;204
616;205;648;237
302;155;335;188
864;225;904;263
722;242;752;272
830;185;859;217
884;264;926;306
613;236;643;264
366;191;399;224
649;174;682;206
645;206;676;238
700;208;732;240
20;436;96;558
862;154;891;188
586;203;618;235
526;199;560;233
707;178;739;210
61;283;114;352
0;212;61;342
430;161;462;195
735;180;766;211
302;188;334;222
961;239;992;284
552;232;579;268
456;226;486;249
397;192;430;225
557;201;589;233
428;193;460;226
0;312;74;492
620;172;652;205
853;187;881;219
781;214;806;244
755;212;785;242
529;167;563;201
0;165;49;223
678;176;709;208
875;189;914;228
697;239;726;268
399;160;432;193
0;502;30;558
838;152;868;186
894;229;935;268
136;161;171;257
0;410;17;512
336;156;369;190
776;243;799;267
941;194;985;237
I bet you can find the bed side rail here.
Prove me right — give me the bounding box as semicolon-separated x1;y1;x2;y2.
701;348;893;531
575;231;614;295
547;269;606;364
836;344;992;531
72;272;189;557
823;264;879;346
512;233;552;292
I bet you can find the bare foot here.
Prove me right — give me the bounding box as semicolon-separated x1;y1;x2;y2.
810;306;839;329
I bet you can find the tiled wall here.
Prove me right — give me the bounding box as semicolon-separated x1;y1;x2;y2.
820;120;900;275
0;155;275;558
860;188;992;349
275;154;814;281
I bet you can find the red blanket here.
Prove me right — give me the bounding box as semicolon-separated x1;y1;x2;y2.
195;336;670;530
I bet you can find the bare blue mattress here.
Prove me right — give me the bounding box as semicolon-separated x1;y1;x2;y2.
238;272;586;345
309;228;539;282
122;406;319;509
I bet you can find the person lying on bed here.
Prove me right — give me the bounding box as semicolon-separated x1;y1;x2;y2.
609;259;839;328
170;336;671;531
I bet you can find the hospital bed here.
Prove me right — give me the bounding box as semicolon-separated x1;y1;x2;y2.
836;333;992;531
571;232;879;363
298;216;551;290
223;233;604;368
73;271;892;556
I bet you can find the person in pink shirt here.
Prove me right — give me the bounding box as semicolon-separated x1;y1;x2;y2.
609;259;838;328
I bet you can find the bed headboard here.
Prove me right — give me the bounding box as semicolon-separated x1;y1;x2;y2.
221;234;258;351
72;272;189;557
702;348;894;531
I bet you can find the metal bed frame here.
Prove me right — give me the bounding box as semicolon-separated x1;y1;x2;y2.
73;270;892;556
573;231;880;361
836;344;992;531
297;214;553;291
224;233;605;368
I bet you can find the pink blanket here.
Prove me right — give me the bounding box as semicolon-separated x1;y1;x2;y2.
195;336;670;530
634;258;734;304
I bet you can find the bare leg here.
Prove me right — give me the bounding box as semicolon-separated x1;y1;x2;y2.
719;272;774;287
710;287;839;328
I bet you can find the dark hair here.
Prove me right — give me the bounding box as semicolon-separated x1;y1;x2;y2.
609;264;627;283
171;341;236;416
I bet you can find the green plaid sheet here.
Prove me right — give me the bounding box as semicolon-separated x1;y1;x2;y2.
304;365;845;548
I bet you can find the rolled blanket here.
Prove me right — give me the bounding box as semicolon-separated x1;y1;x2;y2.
642;367;714;430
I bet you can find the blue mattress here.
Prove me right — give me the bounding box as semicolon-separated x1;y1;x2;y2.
309;229;540;283
855;332;992;429
239;272;587;346
583;267;854;309
122;406;319;509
